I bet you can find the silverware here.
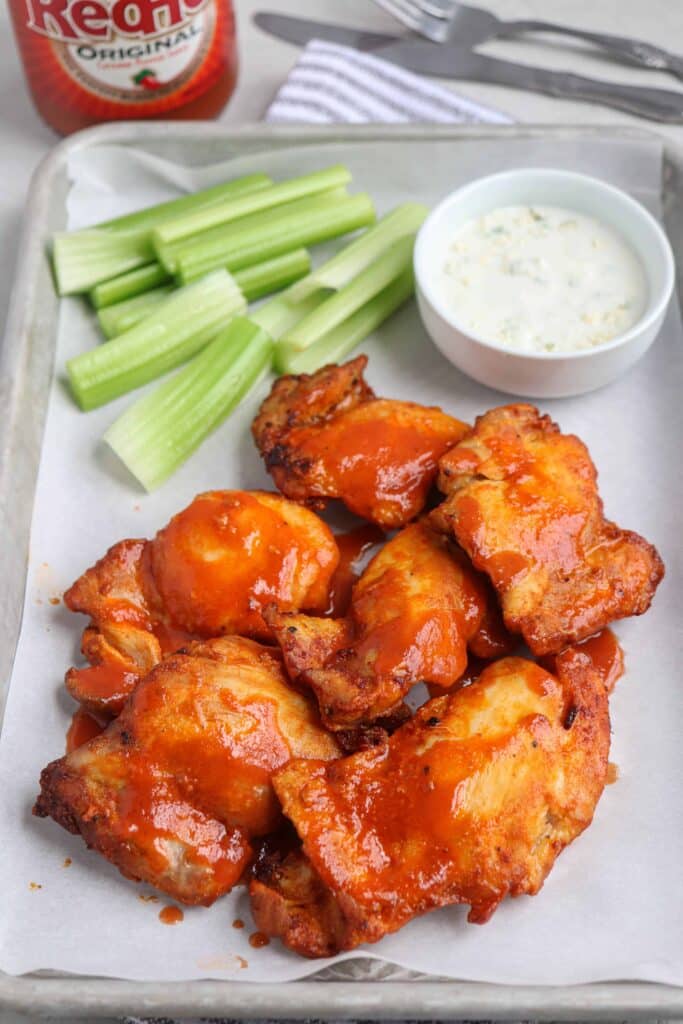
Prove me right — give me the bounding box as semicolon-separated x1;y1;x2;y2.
254;12;683;123
372;0;683;82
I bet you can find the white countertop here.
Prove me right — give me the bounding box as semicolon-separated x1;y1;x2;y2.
1;1;682;1021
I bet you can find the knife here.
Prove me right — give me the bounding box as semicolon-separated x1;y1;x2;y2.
254;12;683;123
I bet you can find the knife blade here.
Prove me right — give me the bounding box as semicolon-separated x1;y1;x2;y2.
253;12;398;52
254;12;683;123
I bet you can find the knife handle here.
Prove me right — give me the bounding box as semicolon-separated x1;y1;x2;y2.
501;21;683;83
469;54;683;123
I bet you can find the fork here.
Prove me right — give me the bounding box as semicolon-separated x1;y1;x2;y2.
372;0;683;82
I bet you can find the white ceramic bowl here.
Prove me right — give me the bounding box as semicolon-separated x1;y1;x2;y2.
414;168;675;398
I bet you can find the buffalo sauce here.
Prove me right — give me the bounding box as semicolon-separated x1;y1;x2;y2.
9;0;238;135
159;904;184;925
543;628;624;696
326;524;385;617
68;663;140;715
111;750;250;887
150;491;337;639
426;655;492;701
66;707;106;752
286;410;467;526
572;628;624;694
131;673;289;835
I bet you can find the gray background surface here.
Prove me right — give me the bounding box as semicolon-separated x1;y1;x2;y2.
1;0;682;1020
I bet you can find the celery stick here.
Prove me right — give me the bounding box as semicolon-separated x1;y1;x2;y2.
156;189;349;275
67;270;245;411
281;235;415;353
250;291;327;339
176;194;376;284
55;174;272;296
249;213;417;342
97;251;311;337
104;318;273;491
53;230;156;296
275;266;415;375
98;173;272;234
234;248;311;301
97;286;174;339
155;165;352;245
287;203;428;302
90;263;171;309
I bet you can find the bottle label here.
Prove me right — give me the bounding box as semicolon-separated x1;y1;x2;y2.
23;0;216;102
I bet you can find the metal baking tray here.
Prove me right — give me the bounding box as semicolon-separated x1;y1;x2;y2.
1;122;682;1020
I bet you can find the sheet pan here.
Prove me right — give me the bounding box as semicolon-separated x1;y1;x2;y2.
1;122;682;1019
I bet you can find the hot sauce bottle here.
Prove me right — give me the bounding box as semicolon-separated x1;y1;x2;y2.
9;0;238;135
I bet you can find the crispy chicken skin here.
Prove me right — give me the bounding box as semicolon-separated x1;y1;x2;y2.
251;848;349;958
35;637;340;906
431;404;664;655
266;521;512;730
63;539;188;718
252;356;470;528
250;649;611;956
64;491;339;716
541;628;625;696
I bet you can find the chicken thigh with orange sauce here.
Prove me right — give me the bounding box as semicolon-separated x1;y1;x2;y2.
150;490;337;638
252;356;469;528
35;637;340;906
63;539;190;718
250;646;611;957
266;520;512;731
431;404;664;655
64;490;339;717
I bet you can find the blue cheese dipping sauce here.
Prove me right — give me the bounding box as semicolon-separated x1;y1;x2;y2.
439;205;648;353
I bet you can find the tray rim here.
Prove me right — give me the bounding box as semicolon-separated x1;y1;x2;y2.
1;120;682;1020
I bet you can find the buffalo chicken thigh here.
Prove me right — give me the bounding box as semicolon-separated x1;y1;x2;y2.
267;520;512;730
35;637;340;905
64;491;339;716
431;404;664;655
252;356;469;528
250;649;611;956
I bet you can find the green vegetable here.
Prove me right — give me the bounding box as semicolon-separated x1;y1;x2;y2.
280;235;416;353
54;173;272;296
57;168;425;488
250;291;327;340
96;250;312;339
154;192;348;275
154;165;352;245
53;230;156;296
67;269;245;410
90;263;171;309
169;193;375;283
274;265;415;375
234;248;311;301
288;202;428;302
97;286;175;339
104;318;273;491
97;173;272;233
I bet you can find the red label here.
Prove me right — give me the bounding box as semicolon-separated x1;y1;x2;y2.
25;0;210;43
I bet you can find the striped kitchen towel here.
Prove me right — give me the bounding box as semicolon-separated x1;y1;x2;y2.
265;38;513;125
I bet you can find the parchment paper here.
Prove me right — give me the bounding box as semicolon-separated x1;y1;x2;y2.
0;134;681;985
